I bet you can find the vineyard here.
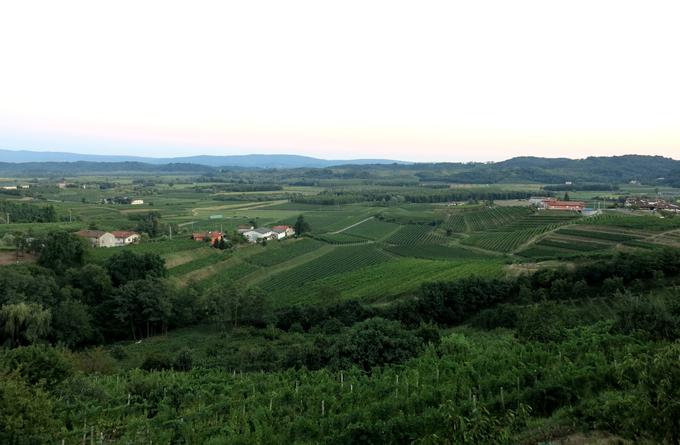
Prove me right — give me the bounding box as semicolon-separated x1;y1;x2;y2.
461;226;555;253
342;219;401;241
261;245;393;297
314;232;371;244
385;244;492;261
462;206;532;232
384;224;441;245
246;238;323;267
298;257;505;304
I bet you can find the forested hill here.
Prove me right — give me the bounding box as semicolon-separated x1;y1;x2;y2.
0;161;217;176
0;154;679;185
405;155;680;185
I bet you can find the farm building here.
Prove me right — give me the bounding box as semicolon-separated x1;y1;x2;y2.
625;197;680;212
531;197;584;212
236;224;255;234
111;230;141;246
243;227;276;243
545;200;585;211
272;225;295;239
131;199;144;205
192;231;224;244
75;230;117;248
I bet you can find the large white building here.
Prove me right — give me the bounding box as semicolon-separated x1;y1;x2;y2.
242;227;276;243
111;231;141;246
75;230;117;248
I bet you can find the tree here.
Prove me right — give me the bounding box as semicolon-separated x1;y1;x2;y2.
113;278;174;339
36;231;86;272
105;250;166;287
204;285;271;329
563;192;570;201
51;297;95;348
0;303;51;347
66;264;112;306
331;317;423;370
294;215;310;236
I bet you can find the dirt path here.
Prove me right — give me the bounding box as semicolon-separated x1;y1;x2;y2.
329;217;374;234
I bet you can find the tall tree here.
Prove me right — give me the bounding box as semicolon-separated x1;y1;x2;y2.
294;215;310;236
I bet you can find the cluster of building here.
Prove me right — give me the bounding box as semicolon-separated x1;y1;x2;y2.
192;231;224;243
101;197;145;205
529;197;586;212
75;230;141;248
625;197;680;212
237;225;295;243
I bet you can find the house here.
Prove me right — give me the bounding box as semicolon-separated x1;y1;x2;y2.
130;199;144;205
1;185;17;190
57;181;67;189
271;225;295;239
192;231;224;244
529;196;553;207
111;230;141;246
545;200;585;211
625;197;680;213
75;230;117;248
242;227;276;243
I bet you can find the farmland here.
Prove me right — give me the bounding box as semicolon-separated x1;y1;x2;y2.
3;162;680;444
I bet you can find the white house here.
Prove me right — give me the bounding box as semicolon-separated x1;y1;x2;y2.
131;199;144;205
111;230;141;246
75;230;117;248
243;227;276;243
271;225;295;240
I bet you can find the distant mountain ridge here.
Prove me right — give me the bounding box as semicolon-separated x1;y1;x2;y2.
0;149;405;168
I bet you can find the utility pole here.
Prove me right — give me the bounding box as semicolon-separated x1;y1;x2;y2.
6;212;9;225
169;225;172;239
69;209;72;223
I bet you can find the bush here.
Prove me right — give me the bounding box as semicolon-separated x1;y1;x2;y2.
140;353;174;371
0;344;72;388
613;297;679;340
174;349;193;371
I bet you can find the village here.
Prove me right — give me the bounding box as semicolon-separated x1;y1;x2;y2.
75;224;297;249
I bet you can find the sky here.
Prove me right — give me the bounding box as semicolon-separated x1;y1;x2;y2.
0;0;679;162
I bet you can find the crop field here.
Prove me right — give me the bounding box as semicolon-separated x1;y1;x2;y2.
385;244;493;260
245;238;323;267
260;245;393;297
341;218;401;240
384;224;441;245
577;213;680;231
461;226;555;253
314;232;371;244
462;206;532;232
295;258;505;306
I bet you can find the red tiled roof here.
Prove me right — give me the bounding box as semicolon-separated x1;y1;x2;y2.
111;231;138;239
75;230;106;238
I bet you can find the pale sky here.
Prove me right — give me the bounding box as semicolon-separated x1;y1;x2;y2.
0;0;679;162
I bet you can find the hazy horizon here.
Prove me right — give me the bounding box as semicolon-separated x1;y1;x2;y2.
1;1;679;162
